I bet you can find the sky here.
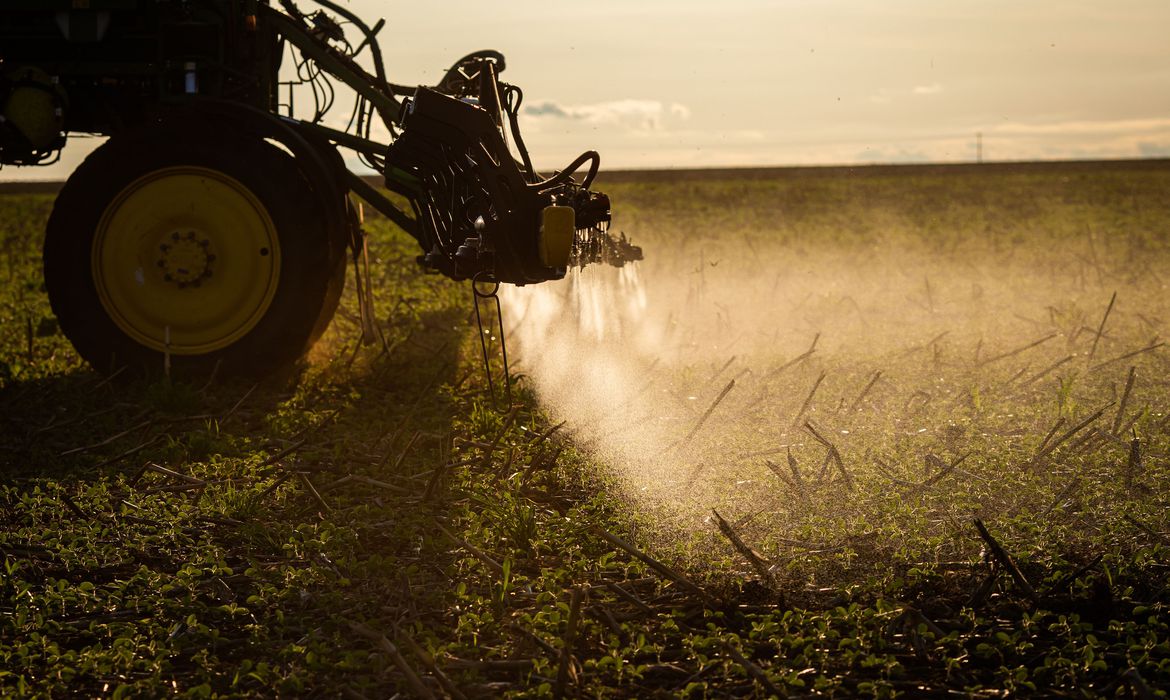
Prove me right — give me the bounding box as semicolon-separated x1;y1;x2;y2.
3;0;1169;179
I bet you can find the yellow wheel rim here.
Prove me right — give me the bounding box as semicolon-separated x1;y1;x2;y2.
91;166;281;355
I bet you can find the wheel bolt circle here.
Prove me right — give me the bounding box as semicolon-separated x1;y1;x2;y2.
157;231;215;287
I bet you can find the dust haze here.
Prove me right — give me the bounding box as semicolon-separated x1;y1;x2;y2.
500;170;1170;555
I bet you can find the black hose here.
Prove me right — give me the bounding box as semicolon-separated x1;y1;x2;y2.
503;85;536;181
532;150;600;192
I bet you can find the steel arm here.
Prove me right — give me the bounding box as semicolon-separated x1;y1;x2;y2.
261;5;401;130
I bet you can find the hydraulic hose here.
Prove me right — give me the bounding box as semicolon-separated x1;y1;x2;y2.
532;150;600;192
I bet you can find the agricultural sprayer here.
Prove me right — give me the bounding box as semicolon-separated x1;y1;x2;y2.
0;0;640;378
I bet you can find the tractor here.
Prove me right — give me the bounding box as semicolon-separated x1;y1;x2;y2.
0;0;640;378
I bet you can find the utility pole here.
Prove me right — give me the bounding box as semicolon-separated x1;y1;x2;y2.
976;132;983;164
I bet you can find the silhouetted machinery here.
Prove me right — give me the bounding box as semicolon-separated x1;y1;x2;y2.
0;0;640;376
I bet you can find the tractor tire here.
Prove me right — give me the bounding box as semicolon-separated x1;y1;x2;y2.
43;124;347;378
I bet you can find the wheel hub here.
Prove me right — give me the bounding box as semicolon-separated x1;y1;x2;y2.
157;231;216;287
91;166;281;354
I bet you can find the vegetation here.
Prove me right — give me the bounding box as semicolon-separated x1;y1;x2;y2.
2;162;1169;697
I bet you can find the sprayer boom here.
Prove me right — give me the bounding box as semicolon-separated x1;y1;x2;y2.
274;0;641;285
0;0;639;378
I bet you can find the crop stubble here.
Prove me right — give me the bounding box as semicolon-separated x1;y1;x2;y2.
2;162;1169;696
506;162;1170;608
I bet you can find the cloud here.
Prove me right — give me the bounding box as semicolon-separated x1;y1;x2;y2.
523;99;691;131
854;145;932;164
524;102;571;118
868;84;942;104
987;117;1170;138
1138;141;1170;158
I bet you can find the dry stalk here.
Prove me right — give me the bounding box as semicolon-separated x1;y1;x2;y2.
1040;478;1081;518
723;641;783;697
256;438;308;470
144;462;205;485
297;473;331;513
593;527;717;605
900;606;947;639
341;686;370;700
968;567;1000;608
705;355;737;387
765;449;808;499
921;452;971;488
596;605;624;639
1111;367;1137;435
492;442;514;477
1118;406;1145;437
1035;417;1066;455
59;419;152;457
1124;514;1168;545
815;450;834;484
1031;403;1113;466
712;509;775;587
1126;431;1143;490
254;472;293;504
605;581;654;616
286;408;341;444
1088;291;1117;361
59;492;91;521
520;445;565;488
444;658;533;672
1019;354;1075;389
847;370;883;414
553;585;587;700
89;365;128;392
348;474;411;493
138;479;241;496
760;332;820;382
218;382;257;425
1091;338;1164;372
434;520;505;576
897;330;949;358
528;420;566;447
423;459;450;501
318;475;353;493
1119;668;1157;700
871;458;918;488
92;435;163;469
507;622;559;657
804;421;851;490
792;372;826;426
394;625;468;700
390;430;421;473
786;447;805;487
1052;553;1106;590
1003;366;1030;387
479;406;520;468
1069;429;1107;455
972;519;1037;601
977;332;1058;368
680;378;736;446
346;621;436;700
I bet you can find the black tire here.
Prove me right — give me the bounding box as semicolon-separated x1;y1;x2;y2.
43;122;347;378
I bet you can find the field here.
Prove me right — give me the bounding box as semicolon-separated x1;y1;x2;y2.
2;161;1169;697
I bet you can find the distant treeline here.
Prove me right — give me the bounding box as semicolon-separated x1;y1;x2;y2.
3;157;1168;193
